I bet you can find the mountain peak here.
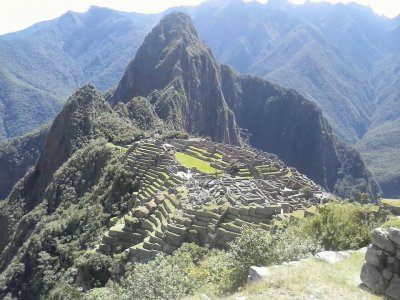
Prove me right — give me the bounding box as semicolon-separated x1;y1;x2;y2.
110;12;242;145
157;12;198;37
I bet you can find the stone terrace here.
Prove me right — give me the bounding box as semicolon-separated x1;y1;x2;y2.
98;138;327;262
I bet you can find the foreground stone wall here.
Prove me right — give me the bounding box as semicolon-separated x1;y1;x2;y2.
361;227;400;299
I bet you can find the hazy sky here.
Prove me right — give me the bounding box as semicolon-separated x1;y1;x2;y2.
0;0;399;35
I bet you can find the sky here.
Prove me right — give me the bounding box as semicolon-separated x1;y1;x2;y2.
0;0;399;35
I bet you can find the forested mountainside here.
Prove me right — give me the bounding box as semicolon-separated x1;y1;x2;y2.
0;126;49;200
0;0;398;196
0;14;383;299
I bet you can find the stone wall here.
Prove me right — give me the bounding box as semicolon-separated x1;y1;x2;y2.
360;227;400;299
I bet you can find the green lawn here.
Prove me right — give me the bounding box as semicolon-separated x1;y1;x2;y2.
175;152;219;174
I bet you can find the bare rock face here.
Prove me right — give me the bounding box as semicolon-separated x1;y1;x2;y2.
220;65;380;199
110;13;241;145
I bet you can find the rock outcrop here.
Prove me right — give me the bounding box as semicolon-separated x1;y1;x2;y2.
360;227;400;299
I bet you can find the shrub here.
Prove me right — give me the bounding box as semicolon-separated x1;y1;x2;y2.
381;216;400;229
297;202;384;250
271;224;323;263
74;252;113;289
121;253;198;300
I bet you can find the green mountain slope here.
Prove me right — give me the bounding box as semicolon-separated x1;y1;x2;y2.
0;126;48;200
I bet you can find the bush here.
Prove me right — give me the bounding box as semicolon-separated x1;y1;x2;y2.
121;252;199;300
271;224;323;263
74;252;113;290
381;216;400;229
297;202;384;250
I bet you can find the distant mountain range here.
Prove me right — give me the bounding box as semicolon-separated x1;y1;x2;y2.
0;0;399;196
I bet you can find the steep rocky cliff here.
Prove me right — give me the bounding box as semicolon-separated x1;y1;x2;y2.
110;13;241;145
220;65;380;198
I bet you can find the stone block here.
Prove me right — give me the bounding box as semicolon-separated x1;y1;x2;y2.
386;275;400;300
247;266;269;284
165;230;183;246
187;229;199;243
133;207;150;218
239;207;249;216
389;227;400;246
124;215;139;226
146;200;158;213
365;245;387;269
360;263;388;294
167;224;187;235
248;207;257;217
382;268;394;281
315;251;351;264
140;218;156;231
255;206;278;217
216;228;239;243
372;228;396;254
386;256;400;274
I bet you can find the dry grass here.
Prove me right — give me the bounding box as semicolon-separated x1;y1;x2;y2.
226;252;380;300
187;251;382;300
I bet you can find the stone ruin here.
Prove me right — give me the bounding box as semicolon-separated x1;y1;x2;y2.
361;227;400;299
98;138;329;262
